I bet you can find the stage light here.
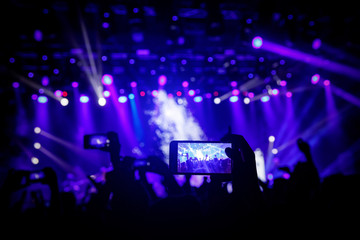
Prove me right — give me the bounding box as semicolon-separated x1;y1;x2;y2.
38;96;48;103
34;127;41;134
130;81;137;88
12;82;19;88
158;75;167;86
271;148;278;155
267;173;274;181
128;93;135;100
272;89;279;95
194;96;203;103
214;97;221;104
103;90;111;98
140;91;146;97
312;38;322;50
31;94;38;100
102;22;110;29
72;82;79;88
34;142;41;149
213;91;219;97
176;91;182;97
252;36;263;49
79;95;89;103
232;89;240;96
31;157;39;165
229;96;239;102
248;92;254;98
41;76;49;86
54;90;62;98
286;92;292;98
188;89;195;96
62;91;68;97
182;81;189;88
230;81;237;87
205;93;212;99
101;74;113;85
151;90;159;97
244;97;250;104
323;80;330;86
98;97;106;106
60;98;69;106
280;80;287;87
118;96;128;103
311;74;320;84
268;136;275;142
261;96;270;102
69;58;76;64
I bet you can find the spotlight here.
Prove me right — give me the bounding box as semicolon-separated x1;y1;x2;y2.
188;89;195;96
34;127;41;134
101;74;113;85
271;148;278;155
244;97;250;104
268;136;275;142
194;96;203;103
252;36;263;49
140;91;146;97
38;96;48;103
229;96;239;102
158;75;167;86
232;89;240;96
286;92;293;98
103;90;111;98
98;97;106;106
323;80;330;86
31;157;39;165
261;96;270;102
182;81;189;88
312;38;322;50
130;81;137;88
214;97;221;104
272;89;279;95
128;93;135;100
151;90;159;97
60;98;69;106
12;82;20;88
34;142;41;149
176;91;182;97
79;95;89;103
118;96;128;103
311;74;320;84
280;80;287;87
72;82;79;88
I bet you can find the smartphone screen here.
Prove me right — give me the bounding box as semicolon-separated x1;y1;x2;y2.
84;134;109;149
170;141;232;174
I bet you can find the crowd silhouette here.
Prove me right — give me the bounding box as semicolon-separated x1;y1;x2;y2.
1;132;359;238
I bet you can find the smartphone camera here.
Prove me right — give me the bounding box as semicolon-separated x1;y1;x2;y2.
169;141;232;175
84;134;110;150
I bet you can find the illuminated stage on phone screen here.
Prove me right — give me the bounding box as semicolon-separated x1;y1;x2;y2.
177;142;232;174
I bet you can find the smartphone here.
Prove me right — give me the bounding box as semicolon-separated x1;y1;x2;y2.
169;140;232;174
29;171;45;182
84;134;110;149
